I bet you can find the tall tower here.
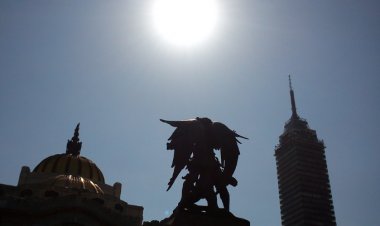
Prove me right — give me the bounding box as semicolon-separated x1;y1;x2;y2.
275;76;336;226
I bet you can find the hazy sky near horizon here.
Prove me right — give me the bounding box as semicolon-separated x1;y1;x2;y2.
0;1;379;225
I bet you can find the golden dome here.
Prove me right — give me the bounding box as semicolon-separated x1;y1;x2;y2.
50;175;104;194
33;153;105;183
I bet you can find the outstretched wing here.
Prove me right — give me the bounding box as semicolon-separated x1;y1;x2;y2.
161;119;204;191
211;122;248;186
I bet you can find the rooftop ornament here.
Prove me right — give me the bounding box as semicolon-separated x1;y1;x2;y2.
66;123;82;156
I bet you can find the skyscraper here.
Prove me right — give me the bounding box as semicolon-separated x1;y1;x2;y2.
275;77;336;226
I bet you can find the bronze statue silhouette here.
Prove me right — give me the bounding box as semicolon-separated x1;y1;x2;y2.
161;117;247;212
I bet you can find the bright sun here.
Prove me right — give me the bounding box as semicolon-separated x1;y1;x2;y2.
152;0;219;48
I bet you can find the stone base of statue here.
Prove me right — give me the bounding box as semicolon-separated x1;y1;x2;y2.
159;205;250;226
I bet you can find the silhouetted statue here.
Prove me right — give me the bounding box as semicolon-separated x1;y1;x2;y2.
66;123;82;156
161;117;247;212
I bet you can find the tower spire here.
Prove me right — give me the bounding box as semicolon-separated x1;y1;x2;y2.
66;123;82;156
288;75;298;118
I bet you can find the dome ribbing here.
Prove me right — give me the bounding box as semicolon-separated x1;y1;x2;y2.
33;154;105;184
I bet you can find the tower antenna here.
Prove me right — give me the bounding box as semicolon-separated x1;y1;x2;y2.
288;75;298;118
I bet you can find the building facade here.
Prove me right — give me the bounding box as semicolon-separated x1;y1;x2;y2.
275;78;336;226
0;124;143;226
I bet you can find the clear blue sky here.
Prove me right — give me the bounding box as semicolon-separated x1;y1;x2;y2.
0;1;379;225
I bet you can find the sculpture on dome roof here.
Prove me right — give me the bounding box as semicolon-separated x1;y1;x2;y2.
66;123;82;156
161;117;247;212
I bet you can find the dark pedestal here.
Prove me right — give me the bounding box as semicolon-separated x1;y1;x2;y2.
159;207;250;226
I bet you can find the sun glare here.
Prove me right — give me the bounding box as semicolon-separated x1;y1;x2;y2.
152;0;219;48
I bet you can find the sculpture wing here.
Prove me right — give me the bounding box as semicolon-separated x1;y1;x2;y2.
161;119;204;191
211;122;248;186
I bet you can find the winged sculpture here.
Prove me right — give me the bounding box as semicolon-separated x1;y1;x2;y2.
161;117;247;212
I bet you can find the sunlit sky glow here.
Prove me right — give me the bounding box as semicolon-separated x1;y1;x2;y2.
152;0;219;48
0;1;379;226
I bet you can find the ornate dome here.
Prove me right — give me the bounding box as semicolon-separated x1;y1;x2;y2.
33;154;105;184
32;123;105;184
49;175;104;194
